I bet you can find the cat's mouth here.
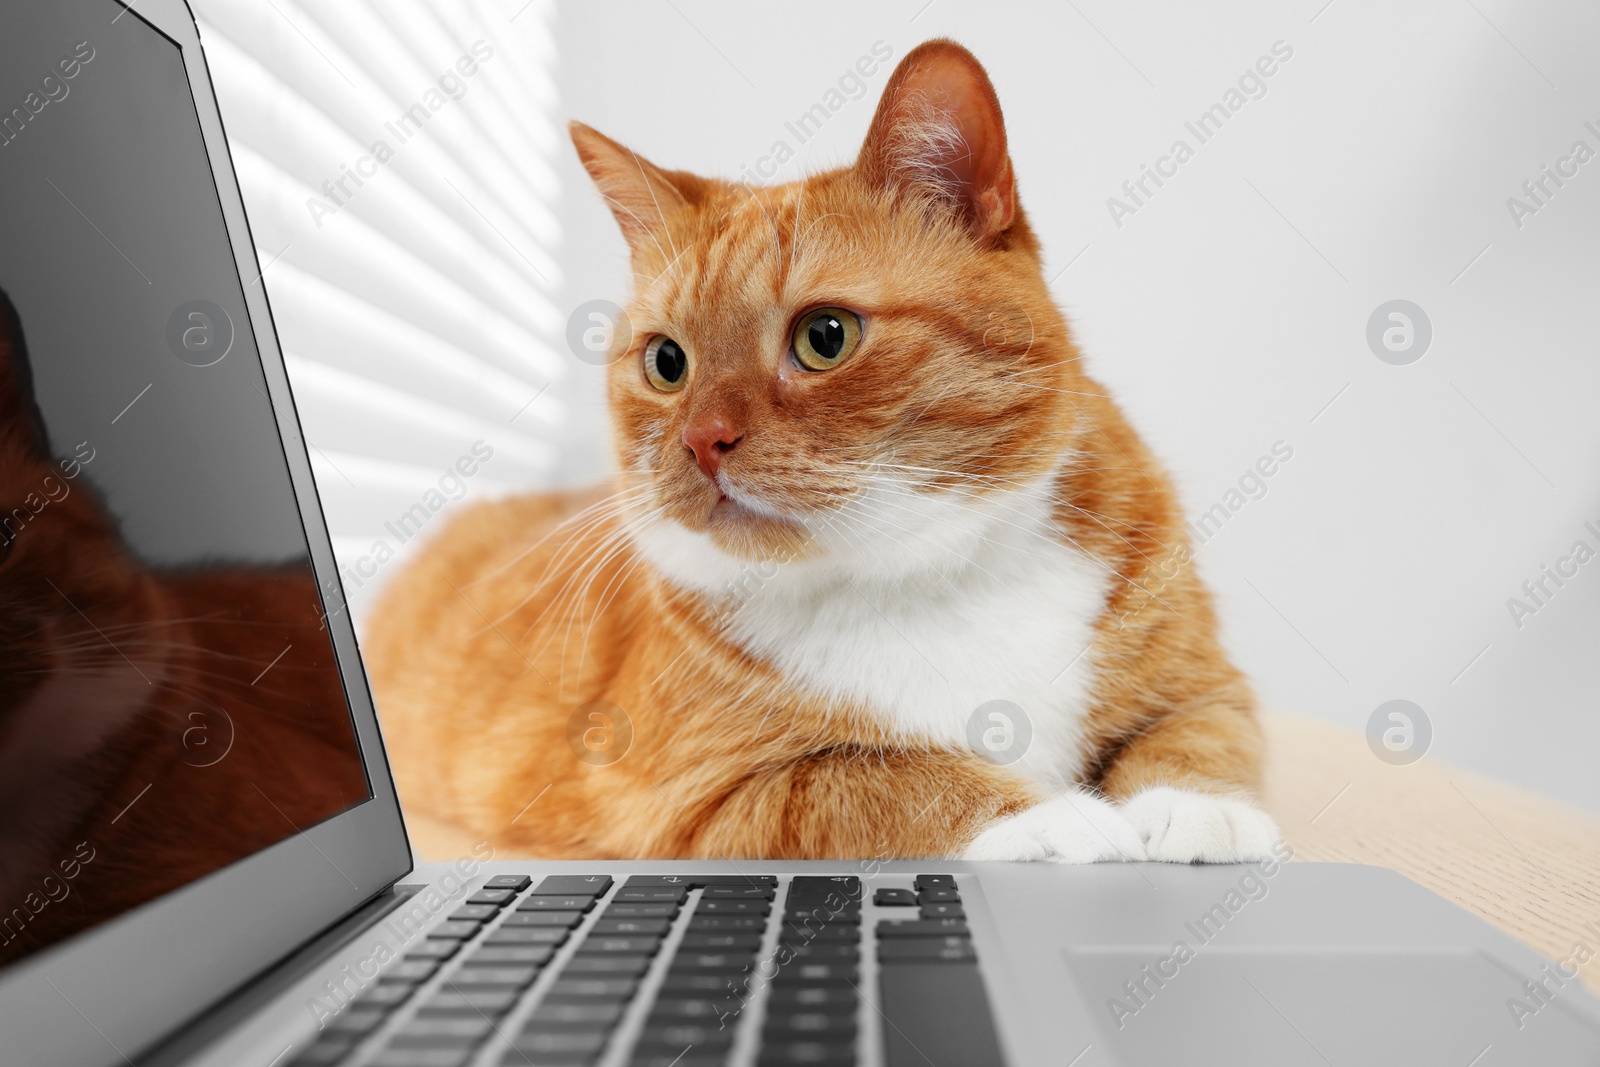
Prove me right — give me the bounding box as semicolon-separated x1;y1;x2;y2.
694;476;800;542
709;487;758;525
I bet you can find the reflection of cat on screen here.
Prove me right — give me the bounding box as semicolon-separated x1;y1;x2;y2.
0;289;365;964
368;40;1280;865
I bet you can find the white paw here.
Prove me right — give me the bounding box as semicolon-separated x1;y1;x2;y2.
1121;786;1281;864
963;792;1148;863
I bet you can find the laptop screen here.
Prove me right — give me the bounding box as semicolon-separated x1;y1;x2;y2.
0;4;369;968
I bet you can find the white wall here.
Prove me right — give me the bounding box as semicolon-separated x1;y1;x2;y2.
555;0;1600;811
194;0;569;623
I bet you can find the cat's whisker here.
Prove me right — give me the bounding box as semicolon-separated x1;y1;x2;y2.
473;484;657;591
787;175;808;279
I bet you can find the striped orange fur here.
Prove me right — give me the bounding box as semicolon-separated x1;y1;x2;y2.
366;40;1278;864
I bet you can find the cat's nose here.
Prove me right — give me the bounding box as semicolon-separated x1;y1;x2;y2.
682;416;744;479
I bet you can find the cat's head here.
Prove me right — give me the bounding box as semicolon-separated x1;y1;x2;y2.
573;40;1088;586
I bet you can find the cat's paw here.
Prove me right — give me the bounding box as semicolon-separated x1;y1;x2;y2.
963;792;1147;863
1120;786;1280;864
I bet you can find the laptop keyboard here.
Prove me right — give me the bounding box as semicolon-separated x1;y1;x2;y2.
288;872;1006;1067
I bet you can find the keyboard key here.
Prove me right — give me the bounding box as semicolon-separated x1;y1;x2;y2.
637;1023;735;1048
563;955;653;976
466;888;518;906
695;899;769;914
502;910;587;928
508;1029;609;1056
391;1016;495;1046
449;904;499;923
918;903;965;920
517;895;598;913
528;1000;625;1026
649;997;735;1019
669;952;755;973
756;1040;855;1065
405;941;460;961
780;924;859;943
879;962;1004;1067
370;1049;472;1067
418;988;520;1015
591;917;672;936
679;932;762;951
484;875;532;892
547;976;639;1000
689;915;765;931
784;944;858;961
873;888;918;906
784;910;859;925
466;944;555;966
575;936;662;955
450;965;540;988
701;885;775;899
789;876;862;897
913;875;956;892
483;926;568;945
768;985;855;1009
533;874;615;897
631;1053;730;1067
764;1010;857;1038
876;920;969;939
426;921;482;941
497;911;585;928
916;888;960;903
614;887;689;903
658;972;738;993
775;962;858;984
878;938;977;963
381;960;440;983
487;929;572;948
604;903;680;918
625;875;778;888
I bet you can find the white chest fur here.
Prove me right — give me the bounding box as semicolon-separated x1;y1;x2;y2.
632;466;1110;786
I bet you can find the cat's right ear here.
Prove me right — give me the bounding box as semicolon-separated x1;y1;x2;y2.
856;39;1017;242
569;121;693;255
0;287;51;461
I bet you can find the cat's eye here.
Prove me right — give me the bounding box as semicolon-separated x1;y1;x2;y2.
643;336;688;392
792;308;862;371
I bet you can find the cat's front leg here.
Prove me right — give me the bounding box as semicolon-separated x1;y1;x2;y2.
961;790;1146;863
1117;786;1279;864
1097;686;1282;864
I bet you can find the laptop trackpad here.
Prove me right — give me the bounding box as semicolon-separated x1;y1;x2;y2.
1063;947;1600;1066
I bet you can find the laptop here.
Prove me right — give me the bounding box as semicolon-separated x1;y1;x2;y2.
2;2;1597;1065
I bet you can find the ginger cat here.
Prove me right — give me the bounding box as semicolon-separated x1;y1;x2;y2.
366;40;1279;865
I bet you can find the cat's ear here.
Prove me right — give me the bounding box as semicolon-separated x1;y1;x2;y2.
570;121;696;253
856;39;1016;241
0;287;51;461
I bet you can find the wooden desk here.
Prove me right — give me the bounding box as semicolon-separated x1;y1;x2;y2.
403;713;1600;995
1261;713;1600;995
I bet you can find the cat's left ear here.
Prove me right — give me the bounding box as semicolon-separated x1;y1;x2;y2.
0;287;51;461
569;121;697;255
856;39;1016;242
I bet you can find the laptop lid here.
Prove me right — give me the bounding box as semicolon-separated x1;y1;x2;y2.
0;2;412;1063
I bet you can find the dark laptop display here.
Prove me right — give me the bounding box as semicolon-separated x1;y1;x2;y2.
0;3;369;968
